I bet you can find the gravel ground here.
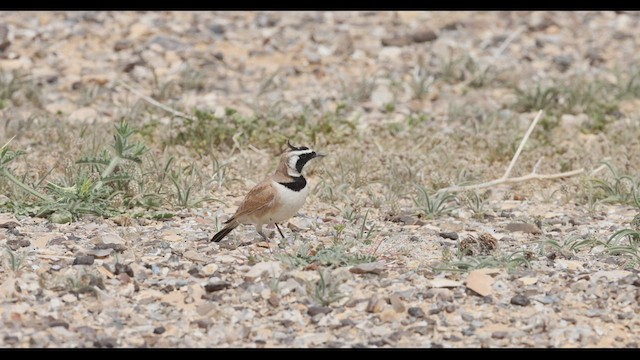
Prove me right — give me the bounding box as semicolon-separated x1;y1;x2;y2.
1;11;640;348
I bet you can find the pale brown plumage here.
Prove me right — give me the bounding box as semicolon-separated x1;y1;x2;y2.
211;142;323;243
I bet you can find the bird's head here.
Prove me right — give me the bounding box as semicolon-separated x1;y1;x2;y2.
282;140;325;177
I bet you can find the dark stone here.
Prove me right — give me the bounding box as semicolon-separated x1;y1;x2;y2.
153;326;165;334
381;35;413;47
209;24;225;35
73;255;94;265
48;319;69;329
553;55;573;72
412;29;437;43
510;294;531;306
0;221;20;230
188;266;203;278
94;243;127;252
307;306;332;316
492;331;508;339
439;232;458;240
114;263;134;277
94;336;117;348
407;307;426;318
204;281;230;293
3;335;19;345
409;326;431;336
113;40;133;52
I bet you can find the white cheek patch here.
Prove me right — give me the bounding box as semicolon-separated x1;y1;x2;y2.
287;149;314;176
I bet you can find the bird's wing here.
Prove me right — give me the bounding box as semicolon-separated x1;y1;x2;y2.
232;180;277;220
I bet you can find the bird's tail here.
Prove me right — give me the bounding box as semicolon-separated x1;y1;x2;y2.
211;219;238;242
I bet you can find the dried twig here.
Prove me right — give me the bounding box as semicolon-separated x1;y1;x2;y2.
117;80;193;120
437;110;599;194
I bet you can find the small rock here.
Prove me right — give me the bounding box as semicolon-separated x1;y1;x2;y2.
256;13;279;27
439;232;458;240
244;261;282;281
366;296;385;313
553;54;573;72
407;307;425;318
73;255;94;266
389;215;419;225
506;223;542;234
466;270;494;297
428;278;462;288
148;36;187;51
268;294;279;307
93;243;127;252
50;210;73;224
444;304;456;313
334;33;354;56
68;107;99;123
209;24;225;35
0;221;20;230
389;294;405;313
409;326;430;335
306;52;321;65
462;328;475;336
349;261;384;275
85;248;113;258
114;263;134;277
94;336;117;348
217;240;238;250
381;35;413;47
3;335;19;345
425;288;453;301
113;40;132;52
307;306;332;316
48;319;70;329
61;293;78;303
510;294;531;306
153;326;165;334
204;281;230;293
518;277;538;286
370;85;394;107
201;263;219;276
492;331;508;339
412;29;437;43
6;239;29;251
196;319;213;330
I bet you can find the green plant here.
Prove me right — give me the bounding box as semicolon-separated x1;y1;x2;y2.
4;246;26;273
537;235;605;258
588;162;637;205
463;191;487;219
309;269;346;307
357;209;377;242
432;248;532;273
514;85;560;113
276;242;376;269
413;186;458;219
168;162;219;208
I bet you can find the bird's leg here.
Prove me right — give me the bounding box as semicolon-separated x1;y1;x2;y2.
275;223;286;239
256;224;268;242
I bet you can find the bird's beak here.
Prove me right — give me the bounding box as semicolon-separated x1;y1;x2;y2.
314;152;326;159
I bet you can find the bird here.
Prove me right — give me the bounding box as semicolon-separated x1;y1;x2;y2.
211;140;325;243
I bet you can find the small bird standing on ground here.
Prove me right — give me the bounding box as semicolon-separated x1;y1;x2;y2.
211;141;325;243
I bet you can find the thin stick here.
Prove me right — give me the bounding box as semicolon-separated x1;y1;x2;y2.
117;80;193;120
493;26;524;58
503;110;543;179
439;168;586;194
435;110;602;194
